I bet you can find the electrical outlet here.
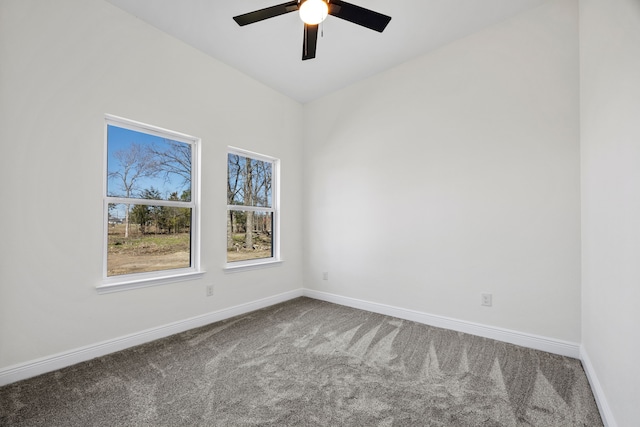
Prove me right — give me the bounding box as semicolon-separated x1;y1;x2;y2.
322;272;328;280
481;293;492;307
206;285;214;297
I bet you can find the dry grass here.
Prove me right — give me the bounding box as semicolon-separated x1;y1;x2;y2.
107;224;190;276
106;225;274;275
226;232;273;262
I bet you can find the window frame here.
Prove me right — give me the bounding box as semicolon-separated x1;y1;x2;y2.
225;146;281;271
98;114;203;293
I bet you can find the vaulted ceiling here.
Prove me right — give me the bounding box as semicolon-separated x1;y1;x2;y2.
106;0;549;103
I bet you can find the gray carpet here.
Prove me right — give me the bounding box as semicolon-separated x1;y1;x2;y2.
0;297;603;426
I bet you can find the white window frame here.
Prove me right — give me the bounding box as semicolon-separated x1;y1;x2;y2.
225;146;281;271
98;114;203;293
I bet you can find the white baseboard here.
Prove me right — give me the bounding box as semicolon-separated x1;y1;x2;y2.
1;287;613;425
0;288;585;389
303;289;581;358
0;289;304;387
580;346;617;427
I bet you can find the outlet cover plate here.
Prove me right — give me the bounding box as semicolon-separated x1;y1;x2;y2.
481;293;492;307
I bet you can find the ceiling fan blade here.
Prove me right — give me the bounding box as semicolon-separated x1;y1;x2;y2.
302;24;318;60
233;1;299;26
328;0;391;32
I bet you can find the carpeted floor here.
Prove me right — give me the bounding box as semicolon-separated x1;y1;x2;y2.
0;297;603;426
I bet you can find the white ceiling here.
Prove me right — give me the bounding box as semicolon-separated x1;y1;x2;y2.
105;0;549;103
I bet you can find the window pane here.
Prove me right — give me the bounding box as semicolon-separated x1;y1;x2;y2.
107;125;192;201
107;203;191;276
227;210;273;262
227;154;272;207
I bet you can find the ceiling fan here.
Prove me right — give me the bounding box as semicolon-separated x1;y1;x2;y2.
233;0;392;60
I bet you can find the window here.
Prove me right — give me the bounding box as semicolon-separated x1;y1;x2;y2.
227;147;279;268
101;115;201;292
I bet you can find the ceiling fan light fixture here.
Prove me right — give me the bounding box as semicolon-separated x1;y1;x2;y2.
299;0;328;25
233;0;391;60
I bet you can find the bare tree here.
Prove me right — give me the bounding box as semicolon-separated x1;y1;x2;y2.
244;158;254;250
253;160;272;231
227;154;242;249
149;139;192;195
226;154;273;254
108;143;158;238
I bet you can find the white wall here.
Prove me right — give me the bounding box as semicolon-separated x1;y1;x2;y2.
303;0;581;342
580;0;640;425
0;0;303;370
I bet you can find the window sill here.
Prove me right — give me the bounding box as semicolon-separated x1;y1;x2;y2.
223;259;282;273
97;270;205;294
